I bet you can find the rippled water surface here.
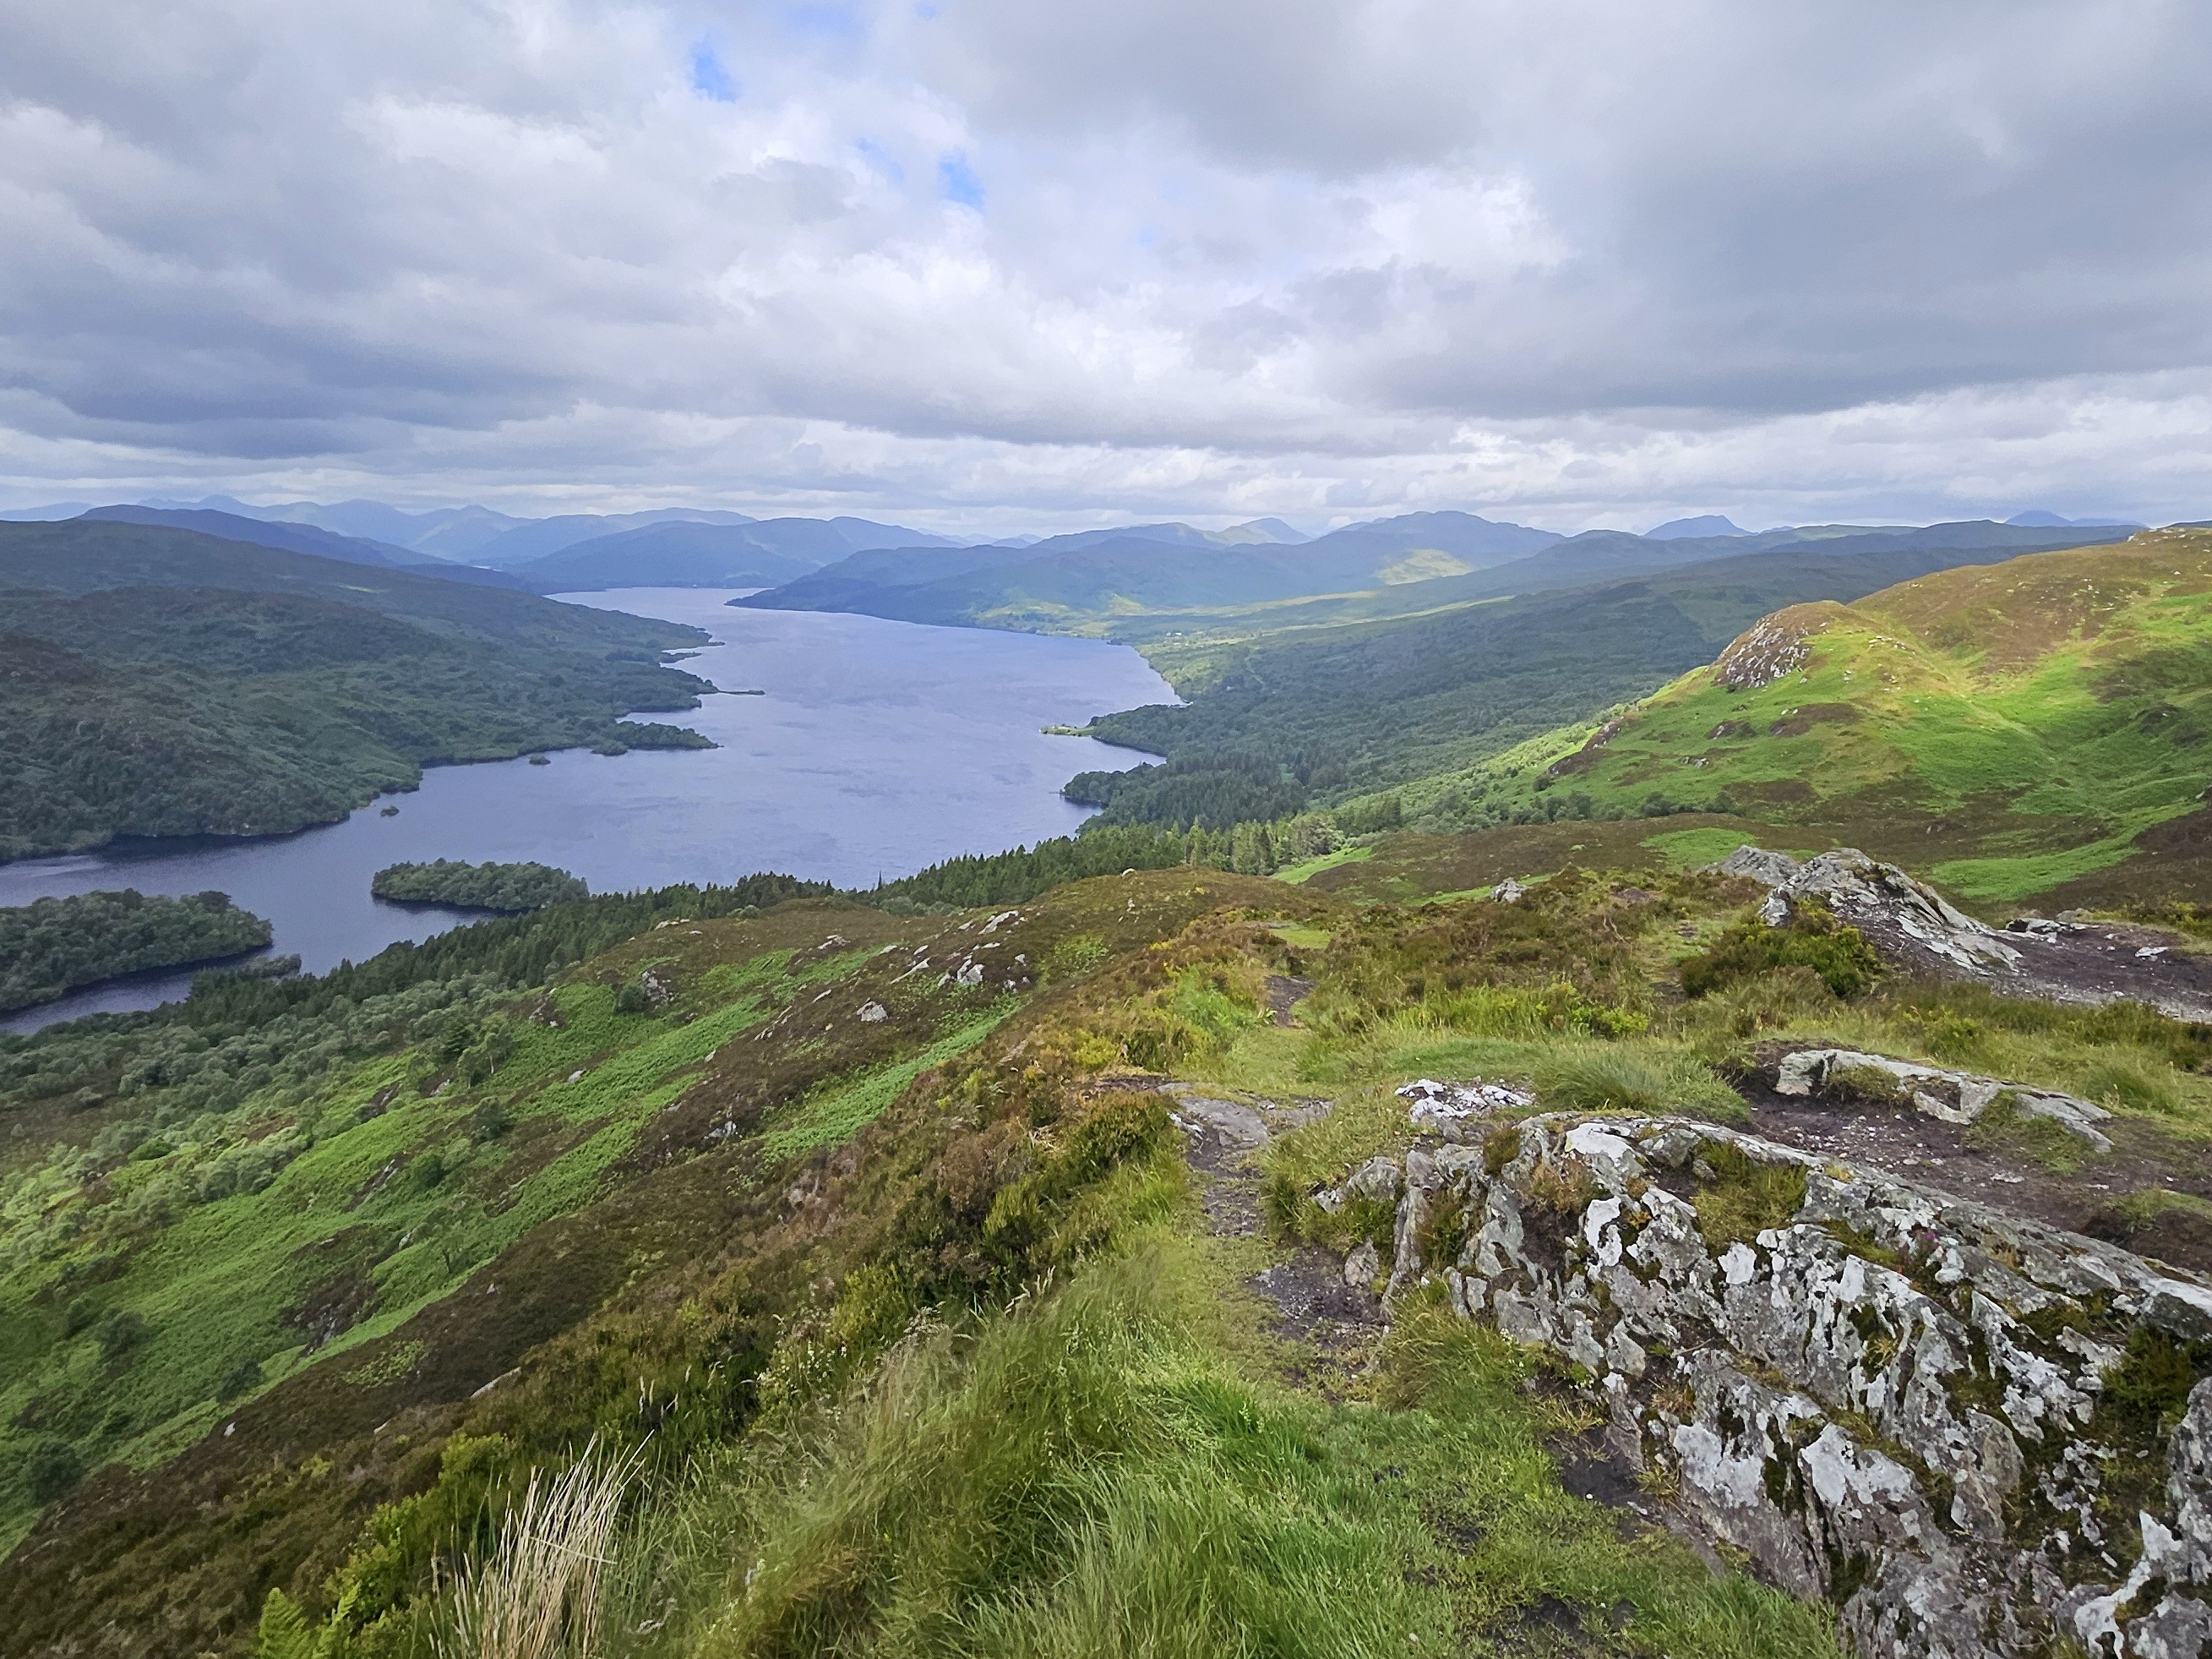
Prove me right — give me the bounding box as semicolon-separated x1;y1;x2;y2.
1;589;1170;1029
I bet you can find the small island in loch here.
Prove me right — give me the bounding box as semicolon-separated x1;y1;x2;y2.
369;860;590;913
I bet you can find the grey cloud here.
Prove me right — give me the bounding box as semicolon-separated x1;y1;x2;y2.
0;0;2209;522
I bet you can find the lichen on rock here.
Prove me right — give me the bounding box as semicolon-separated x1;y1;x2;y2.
1318;1111;2212;1658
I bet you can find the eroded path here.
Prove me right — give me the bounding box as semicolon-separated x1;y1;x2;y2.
1166;1089;1387;1387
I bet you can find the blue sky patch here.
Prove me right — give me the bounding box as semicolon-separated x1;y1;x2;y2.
857;138;905;183
938;150;984;209
689;42;738;102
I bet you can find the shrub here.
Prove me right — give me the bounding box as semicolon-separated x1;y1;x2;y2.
25;1439;83;1503
1681;903;1884;1000
94;1310;150;1362
215;1356;263;1401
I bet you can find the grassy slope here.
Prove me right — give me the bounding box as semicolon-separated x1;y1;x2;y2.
0;521;713;860
1463;530;2212;902
1072;539;2098;813
0;872;1844;1659
7;858;2208;1657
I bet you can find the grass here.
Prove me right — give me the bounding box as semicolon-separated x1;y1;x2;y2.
602;1245;1843;1659
1690;1144;1810;1252
1929;829;2149;902
14;850;2212;1657
1640;826;1770;869
1534;1042;1748;1123
759;1005;1016;1159
442;1440;639;1659
1272;843;1374;884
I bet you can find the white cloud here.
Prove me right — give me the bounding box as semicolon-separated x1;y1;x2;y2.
0;0;2208;528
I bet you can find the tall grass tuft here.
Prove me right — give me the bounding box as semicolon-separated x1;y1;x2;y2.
1534;1044;1747;1123
442;1439;640;1659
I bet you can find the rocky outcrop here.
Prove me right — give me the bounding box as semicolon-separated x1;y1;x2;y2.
1323;1113;2212;1658
1397;1077;1534;1132
1773;1047;2113;1149
1711;845;2212;1022
1714;844;2023;973
1712;603;1844;690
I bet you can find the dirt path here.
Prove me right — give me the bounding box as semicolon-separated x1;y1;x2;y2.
1166;1089;1387;1389
1167;1083;1687;1636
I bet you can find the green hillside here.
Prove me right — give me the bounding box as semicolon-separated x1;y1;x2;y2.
4;838;2206;1657
0;521;712;861
1465;530;2212;901
1057;537;2116;833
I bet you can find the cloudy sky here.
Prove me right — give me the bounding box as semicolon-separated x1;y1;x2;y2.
3;0;2209;532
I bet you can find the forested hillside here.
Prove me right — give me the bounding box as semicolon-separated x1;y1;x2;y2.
0;521;711;862
0;891;273;1013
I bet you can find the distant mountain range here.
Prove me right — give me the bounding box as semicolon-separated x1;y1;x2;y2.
0;497;2166;621
730;515;2144;639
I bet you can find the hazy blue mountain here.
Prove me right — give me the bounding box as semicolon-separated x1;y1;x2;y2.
2006;509;2146;528
516;522;840;590
1645;514;1751;538
128;497;531;561
73;505;560;593
264;499;523;557
738;516;2138;638
1294;510;1561;565
736;510;1560;628
0;501;95;521
1015;522;1224;555
470;509;762;567
1214;518;1311;543
79;505;422;569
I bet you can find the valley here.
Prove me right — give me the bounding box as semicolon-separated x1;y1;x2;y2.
2;510;2209;1659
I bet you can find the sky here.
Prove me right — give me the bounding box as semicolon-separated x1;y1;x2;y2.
3;0;2209;535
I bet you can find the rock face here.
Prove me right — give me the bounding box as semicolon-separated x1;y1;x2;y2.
1714;844;2023;974
1712;605;1842;690
1397;1077;1534;1132
1322;1113;2212;1658
1712;844;2212;1022
1773;1046;2113;1149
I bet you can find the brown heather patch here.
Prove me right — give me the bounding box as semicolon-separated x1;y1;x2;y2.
1766;701;1861;738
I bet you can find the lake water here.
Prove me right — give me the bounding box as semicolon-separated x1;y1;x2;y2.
0;589;1172;1032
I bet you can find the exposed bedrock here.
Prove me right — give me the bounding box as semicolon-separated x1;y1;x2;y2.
1711;844;2212;1023
1321;1114;2212;1658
